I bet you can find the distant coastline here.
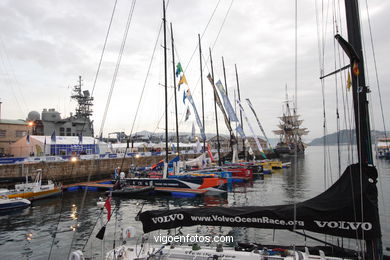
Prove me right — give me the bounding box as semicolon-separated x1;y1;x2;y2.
308;130;386;146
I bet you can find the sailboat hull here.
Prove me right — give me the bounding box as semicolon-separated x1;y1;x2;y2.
124;177;227;194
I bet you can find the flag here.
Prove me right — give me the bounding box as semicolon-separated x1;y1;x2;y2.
183;89;188;104
26;133;30;144
51;130;56;143
104;196;112;221
178;74;187;91
185;107;191;122
175;62;183;77
207;143;214;162
352;62;359;76
347;71;351;91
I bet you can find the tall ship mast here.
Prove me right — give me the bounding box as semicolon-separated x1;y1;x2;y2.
273;86;308;155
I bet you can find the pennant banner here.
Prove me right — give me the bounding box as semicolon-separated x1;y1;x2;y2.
237;100;267;159
175;62;183;77
207;74;237;143
347;71;351;91
178;75;188;91
215;80;239;122
51;130;56;143
185;107;191;122
246;98;273;151
186;89;206;141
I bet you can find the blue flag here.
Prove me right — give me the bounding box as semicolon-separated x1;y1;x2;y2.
183;90;187;104
51;130;56;143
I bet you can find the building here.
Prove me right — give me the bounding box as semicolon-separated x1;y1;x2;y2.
0;119;29;156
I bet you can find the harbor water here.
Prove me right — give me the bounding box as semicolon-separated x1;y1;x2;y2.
0;145;389;259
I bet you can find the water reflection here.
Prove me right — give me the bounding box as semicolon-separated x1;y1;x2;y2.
1;146;390;259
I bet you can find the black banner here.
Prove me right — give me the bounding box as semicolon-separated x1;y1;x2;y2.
139;164;380;239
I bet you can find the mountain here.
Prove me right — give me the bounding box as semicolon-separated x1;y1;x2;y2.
309;130;387;146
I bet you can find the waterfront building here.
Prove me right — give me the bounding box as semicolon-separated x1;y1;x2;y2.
0;119;30;157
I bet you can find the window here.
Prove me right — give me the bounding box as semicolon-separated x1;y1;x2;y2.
66;128;71;136
15;130;27;138
0;130;6;137
60;127;65;136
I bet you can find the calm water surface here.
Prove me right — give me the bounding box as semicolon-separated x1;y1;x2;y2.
0;145;389;259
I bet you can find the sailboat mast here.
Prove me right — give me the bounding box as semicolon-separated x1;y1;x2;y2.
163;0;168;163
344;0;372;165
198;34;206;152
222;57;233;154
170;23;180;158
209;48;221;166
235;64;246;160
343;0;379;258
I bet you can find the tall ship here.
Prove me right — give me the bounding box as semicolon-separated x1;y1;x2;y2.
273;88;308;155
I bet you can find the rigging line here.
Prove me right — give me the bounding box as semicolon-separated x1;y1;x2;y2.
182;0;222;73
81;210;104;251
364;0;388;144
356;73;366;259
98;0;137;137
211;0;234;54
47;191;65;260
129;21;163;138
161;0;232;131
0;37;29;113
91;0;118;97
331;1;341;177
68;1;137;257
364;1;389;230
293;0;298;239
0;52;24;116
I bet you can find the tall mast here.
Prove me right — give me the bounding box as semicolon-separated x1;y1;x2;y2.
170;23;180;158
344;0;372;165
342;0;379;258
222;57;233;154
209;48;221;166
235;64;246;160
163;0;168;163
198;34;206;152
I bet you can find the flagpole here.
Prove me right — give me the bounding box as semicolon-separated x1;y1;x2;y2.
235;64;246;161
198;34;206;152
209;48;221;166
170;22;180;159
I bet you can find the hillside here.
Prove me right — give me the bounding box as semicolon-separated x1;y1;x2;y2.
309;130;387;146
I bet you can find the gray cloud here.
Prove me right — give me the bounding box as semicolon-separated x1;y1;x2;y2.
0;0;388;141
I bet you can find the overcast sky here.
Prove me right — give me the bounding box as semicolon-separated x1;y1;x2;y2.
0;0;389;141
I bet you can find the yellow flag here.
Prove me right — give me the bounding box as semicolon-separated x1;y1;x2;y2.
178;74;187;86
347;71;351;91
